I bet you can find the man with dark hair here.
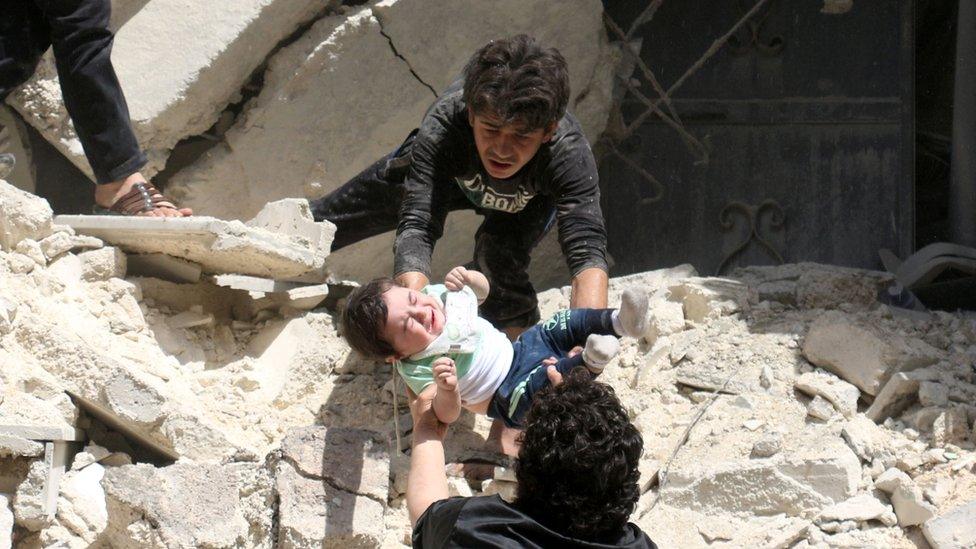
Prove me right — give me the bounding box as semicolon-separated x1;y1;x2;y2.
312;34;609;337
0;0;190;216
407;367;656;548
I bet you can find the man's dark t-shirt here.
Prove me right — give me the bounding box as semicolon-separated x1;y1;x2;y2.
413;495;657;549
394;81;608;279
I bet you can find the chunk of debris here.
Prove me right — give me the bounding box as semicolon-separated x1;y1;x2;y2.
922;500;976;549
816;494;896;526
865;373;919;422
807;395;836;421
38;232;102;261
795;370;860;417
167;310;215;329
0;180;53;251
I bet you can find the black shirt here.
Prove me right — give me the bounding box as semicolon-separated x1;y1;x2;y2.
413;495;657;549
394;82;609;278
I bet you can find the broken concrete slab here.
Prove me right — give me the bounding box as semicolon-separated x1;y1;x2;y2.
0;180;53;251
865;373;919;422
372;0;616;142
279;426;389;503
891;483;936;526
245;198;335;257
668;277;750;323
126;253;203;283
841;416;893;463
276;458;385;549
102;462;273;548
7;0;333;179
55;215;326;279
795;370;860;417
244;283;330;315
802;311;939;395
923;500;976;549
817;494;895;525
0;435;43;458
164;2;616;290
38;233;102;261
212;274;306;293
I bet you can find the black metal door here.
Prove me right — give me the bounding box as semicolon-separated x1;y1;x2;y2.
600;0;914;275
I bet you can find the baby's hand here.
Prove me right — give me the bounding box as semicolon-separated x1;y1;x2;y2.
433;357;458;392
445;266;469;292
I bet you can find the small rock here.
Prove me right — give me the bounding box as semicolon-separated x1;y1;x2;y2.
875;467;911;493
817;494;892;524
795;370;860;417
932;407;969;446
481;479;517;502
891;483;936;526
38;232;101;260
919;382;949;407
759;364;774;389
78;246;126;281
807;395;835;421
751;433;783;458
14;239;45;265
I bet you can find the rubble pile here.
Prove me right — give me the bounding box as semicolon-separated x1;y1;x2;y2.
1;180;974;547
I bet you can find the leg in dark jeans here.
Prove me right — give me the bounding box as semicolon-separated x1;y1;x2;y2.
1;0;147;184
492;308;617;426
310;155;408;251
471;195;557;329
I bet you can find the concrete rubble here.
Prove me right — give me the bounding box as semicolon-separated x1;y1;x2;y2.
3;116;976;549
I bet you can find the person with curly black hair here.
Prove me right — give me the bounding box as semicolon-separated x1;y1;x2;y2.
407;367;656;548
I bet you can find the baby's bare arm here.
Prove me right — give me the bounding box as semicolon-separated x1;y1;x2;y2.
445;266;490;303
431;357;461;423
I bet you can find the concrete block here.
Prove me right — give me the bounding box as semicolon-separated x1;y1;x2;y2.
802;312;938;396
126;253;202;283
7;0;332;179
38;233;102;261
212;274;305;293
0;180;53;251
795;371;860;417
102;462;271;548
56;215;325;279
77;246;126;281
923;500;976;549
0;435;44;458
874;467;911;493
668;277;749;323
932;407;969;446
891;484;936;526
865;373;919;422
57;463;107;544
841;416;892;462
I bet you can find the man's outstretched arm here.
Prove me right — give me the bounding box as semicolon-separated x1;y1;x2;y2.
570;266;609;309
407;388;450;526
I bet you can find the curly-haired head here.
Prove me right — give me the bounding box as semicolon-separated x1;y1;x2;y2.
462;34;570;131
340;277;399;359
515;368;643;541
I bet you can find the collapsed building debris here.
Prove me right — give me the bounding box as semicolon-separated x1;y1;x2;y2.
2;178;975;547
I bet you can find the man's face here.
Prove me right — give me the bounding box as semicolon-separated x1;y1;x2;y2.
469;108;556;179
380;286;446;359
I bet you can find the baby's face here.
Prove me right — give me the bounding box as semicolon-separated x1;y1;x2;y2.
380;286;446;358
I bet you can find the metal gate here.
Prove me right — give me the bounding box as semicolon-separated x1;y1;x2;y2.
598;0;914;275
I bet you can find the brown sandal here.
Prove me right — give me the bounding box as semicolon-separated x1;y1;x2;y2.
93;181;180;215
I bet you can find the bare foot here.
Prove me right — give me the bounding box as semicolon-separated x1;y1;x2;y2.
94;172;192;217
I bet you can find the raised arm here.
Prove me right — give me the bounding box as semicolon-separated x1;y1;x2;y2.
444;266;490;303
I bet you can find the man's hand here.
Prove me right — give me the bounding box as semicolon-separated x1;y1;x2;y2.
396;271;430;291
444;266;490;303
432;357;458;392
411;385;449;443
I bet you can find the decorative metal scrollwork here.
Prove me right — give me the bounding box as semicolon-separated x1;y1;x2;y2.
716;199;786;275
727;0;785;56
